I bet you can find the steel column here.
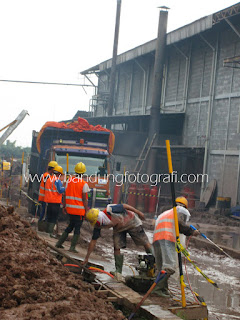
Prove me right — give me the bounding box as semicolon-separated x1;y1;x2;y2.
147;8;168;175
200;34;219;197
107;0;122;118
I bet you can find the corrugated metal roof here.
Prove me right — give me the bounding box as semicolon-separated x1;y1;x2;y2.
81;3;240;74
166;15;213;45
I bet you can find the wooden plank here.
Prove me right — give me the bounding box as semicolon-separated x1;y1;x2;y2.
102;279;180;319
169;305;208;320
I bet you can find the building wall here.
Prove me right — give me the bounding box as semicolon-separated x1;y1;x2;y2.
95;21;240;205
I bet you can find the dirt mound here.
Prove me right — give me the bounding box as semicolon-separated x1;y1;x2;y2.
0;205;125;319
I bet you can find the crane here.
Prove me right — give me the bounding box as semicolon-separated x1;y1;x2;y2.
0;110;29;145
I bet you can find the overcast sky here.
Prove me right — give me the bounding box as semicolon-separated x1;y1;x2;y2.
0;0;237;147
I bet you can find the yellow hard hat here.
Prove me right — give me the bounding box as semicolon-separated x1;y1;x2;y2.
86;208;99;226
75;162;86;174
48;161;58;168
176;196;188;208
53;165;63;175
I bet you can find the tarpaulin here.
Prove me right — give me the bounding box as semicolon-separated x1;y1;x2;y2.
36;117;115;154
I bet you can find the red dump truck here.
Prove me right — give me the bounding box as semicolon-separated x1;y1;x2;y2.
28;118;115;214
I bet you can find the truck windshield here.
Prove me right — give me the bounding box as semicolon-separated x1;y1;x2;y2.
55;154;107;176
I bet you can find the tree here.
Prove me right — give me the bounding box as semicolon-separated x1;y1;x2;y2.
0;140;30;160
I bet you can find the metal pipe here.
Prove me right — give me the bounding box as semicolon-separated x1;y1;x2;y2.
113;69;120;116
147;8;169;175
134;59;147;115
196;51;206;146
127;67;133;115
200;35;219;197
149;9;168;137
236;148;240;205
183;45;191;113
144;62;150;114
221;43;235;196
173;43;191;113
107;0;122;117
161;56;168;113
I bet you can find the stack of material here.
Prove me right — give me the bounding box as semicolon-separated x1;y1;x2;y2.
0;205;125;320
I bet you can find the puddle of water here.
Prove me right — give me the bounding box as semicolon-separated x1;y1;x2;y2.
196;226;240;251
181;249;240;320
97;228;240;319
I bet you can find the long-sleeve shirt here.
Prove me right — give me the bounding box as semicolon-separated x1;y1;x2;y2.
54;179;65;194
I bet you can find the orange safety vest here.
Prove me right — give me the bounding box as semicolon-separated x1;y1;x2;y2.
44;175;62;204
65;179;87;216
153;209;175;243
38;172;50;202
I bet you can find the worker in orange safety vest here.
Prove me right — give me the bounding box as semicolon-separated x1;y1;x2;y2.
55;162;89;253
151;196;199;297
44;165;65;237
38;160;58;221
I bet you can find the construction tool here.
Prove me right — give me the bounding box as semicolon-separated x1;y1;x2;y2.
125;254;156;293
66;153;69;175
177;241;218;288
154;186;161;219
166;140;186;307
128;271;167;320
47;242;96;282
190;225;232;259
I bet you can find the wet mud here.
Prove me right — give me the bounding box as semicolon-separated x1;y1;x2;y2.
16;206;240;319
0;205;125;320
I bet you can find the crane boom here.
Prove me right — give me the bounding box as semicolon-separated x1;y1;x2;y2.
0;110;29;145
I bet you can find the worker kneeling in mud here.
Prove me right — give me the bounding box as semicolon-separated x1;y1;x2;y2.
151;197;200;297
83;203;152;280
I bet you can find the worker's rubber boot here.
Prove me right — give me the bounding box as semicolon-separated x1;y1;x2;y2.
47;223;56;238
111;254;124;281
151;275;170;297
145;246;154;256
55;232;68;249
69;235;79;253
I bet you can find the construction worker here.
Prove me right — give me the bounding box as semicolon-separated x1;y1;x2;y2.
38;160;58;221
44;165;65;237
55;162;89;253
83;204;152;279
151;196;200;297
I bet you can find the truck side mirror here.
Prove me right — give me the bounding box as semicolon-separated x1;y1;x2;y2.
116;162;121;172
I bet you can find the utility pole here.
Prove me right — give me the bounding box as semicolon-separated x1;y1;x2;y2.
147;7;169;175
107;0;122;121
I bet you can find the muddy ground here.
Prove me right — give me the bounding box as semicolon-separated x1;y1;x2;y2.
51;209;240;320
0;205;125;320
5;199;240;320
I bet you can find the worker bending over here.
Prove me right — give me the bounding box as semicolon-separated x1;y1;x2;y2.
38;160;58;221
44;165;65;237
56;162;89;253
83;203;152;279
152;196;199;297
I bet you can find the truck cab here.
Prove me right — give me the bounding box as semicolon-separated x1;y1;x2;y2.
28;125;113;214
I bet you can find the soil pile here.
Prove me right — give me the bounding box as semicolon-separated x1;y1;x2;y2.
0;205;125;320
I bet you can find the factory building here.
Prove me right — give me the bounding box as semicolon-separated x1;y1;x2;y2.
80;3;240;206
